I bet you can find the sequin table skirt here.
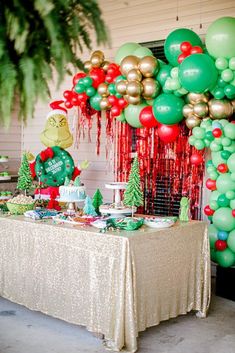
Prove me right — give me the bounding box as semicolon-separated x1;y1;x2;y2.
0;216;210;352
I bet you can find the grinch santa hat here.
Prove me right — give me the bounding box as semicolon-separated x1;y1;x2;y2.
47;100;67;119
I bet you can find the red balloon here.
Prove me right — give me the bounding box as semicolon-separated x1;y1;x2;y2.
73;72;86;86
89;68;105;88
157;123;180;143
190;46;203;54
118;98;128;109
204;205;215;216
180;41;192;53
178;53;187;64
232;209;235;217
108;95;118;106
63;90;73;100
212;128;222;138
139;106;158;128
105;74;115;83
64;100;73;109
215;240;227;251
217;163;228;173
206;178;217;190
111;105;121;117
77;92;88;104
190;153;203;165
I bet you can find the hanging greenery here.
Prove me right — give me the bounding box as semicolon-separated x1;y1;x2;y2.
0;0;108;126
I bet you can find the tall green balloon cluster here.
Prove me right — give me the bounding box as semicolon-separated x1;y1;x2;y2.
190;119;235;267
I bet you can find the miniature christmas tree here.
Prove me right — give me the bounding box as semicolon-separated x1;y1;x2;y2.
179;197;190;222
73;176;81;186
64;176;70;186
17;153;33;195
92;189;103;215
83;196;97;216
123;156;144;217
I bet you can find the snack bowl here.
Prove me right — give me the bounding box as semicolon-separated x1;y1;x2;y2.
6;202;35;215
144;217;176;229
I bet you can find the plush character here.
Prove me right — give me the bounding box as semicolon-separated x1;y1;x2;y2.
40;100;73;149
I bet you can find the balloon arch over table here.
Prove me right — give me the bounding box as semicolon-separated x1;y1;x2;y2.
54;17;235;268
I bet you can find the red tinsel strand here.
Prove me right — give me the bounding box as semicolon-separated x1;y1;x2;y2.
96;112;101;155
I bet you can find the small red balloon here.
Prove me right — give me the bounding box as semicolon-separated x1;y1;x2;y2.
178;53;187;64
89;68;105;88
205;178;217;190
108;95;118;106
232;209;235;217
63;90;73;100
212;128;222;138
111;105;121;117
157;124;180;143
180;41;192;53
139;106;158;128
118;98;128;109
72;72;86;86
217;163;228;173
215;240;227;251
64;100;73;109
204;205;215;216
190;46;203;54
77;92;88;104
190;153;203;166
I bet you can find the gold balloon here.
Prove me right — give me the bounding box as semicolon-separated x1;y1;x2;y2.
102;61;110;72
115;80;127;95
185;115;201;129
138;56;158;78
183;104;194;118
91;50;105;60
125;95;141;105
126;69;142;82
100;97;111;110
186;92;210;104
120;55;139;76
84;60;92;72
193;102;209;118
97;83;109;97
126;81;143;97
208;99;233;119
142;78;160;99
91;54;103;67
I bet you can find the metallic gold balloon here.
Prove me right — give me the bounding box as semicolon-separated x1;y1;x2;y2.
125;95;142;105
142;78;160;99
138;56;158;78
115;80;127;95
100;97;111;110
183;104;194;118
185;115;201;129
193;102;209;118
120;55;139;76
102;61;110;72
208;99;233;119
91;54;103;67
84;60;92;72
126;69;142;82
92;50;105;60
97;83;109;97
126;81;143;97
186;92;210;104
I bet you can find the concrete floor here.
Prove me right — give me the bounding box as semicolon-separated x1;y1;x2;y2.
0;291;235;353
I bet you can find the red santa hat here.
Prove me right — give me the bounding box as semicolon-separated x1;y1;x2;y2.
47;100;67;119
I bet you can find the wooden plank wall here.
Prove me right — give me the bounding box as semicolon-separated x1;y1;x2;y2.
1;0;235;201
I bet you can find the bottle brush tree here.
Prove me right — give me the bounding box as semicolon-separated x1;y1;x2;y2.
17;153;33;195
92;188;103;214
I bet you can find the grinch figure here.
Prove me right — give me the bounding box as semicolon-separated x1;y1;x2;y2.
179;197;190;222
40;101;73;148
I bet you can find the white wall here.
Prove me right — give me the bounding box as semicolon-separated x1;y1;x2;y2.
1;0;235;201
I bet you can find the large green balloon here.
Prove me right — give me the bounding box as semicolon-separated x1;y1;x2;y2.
179;54;218;93
216;173;235;193
133;46;153;58
90;93;102;111
164;28;202;66
227;229;235;252
213;207;235;232
152;93;184;125
211;151;226;167
114;42;141;64
227;153;235;173
124;104;146;128
210;190;222;202
224;123;235;139
208;224;218;249
216;248;235;267
205;17;235;59
156;65;172;86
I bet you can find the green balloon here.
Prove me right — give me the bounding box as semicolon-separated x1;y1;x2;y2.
224;123;235;140
108;83;116;95
215;57;228;70
179;54;218;93
192;126;206;139
210;248;217;262
205;17;235;59
221;68;234;82
210;190;222;201
213;87;225;100
227;153;235;173
210;141;222;152
116;113;126;123
221;137;232;147
115;42;141;64
115;75;126;83
90;93;102;111
153;93;184;125
164;28;202;66
216;248;235;267
227;229;235;252
216;173;235;193
86;86;96;97
133;46;153;58
83;76;93;87
204;139;211;147
218;77;227;88
208;224;219;248
156;65;172;86
207;165;216;173
209;171;219;180
206;159;213;167
213;207;235;231
194;139;205;150
226;190;235;200
217;194;230;207
224;142;235;153
230;199;235;209
188;135;196;145
210;200;219;211
124;104;146;128
224;84;235;98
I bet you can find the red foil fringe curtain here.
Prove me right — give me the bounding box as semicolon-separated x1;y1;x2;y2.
116;122;205;220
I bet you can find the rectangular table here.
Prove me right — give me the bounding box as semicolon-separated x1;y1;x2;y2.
0;216;210;352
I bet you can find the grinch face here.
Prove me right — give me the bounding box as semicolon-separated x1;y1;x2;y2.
40;114;73;148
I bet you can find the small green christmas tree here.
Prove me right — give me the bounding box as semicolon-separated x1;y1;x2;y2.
73;176;81;186
17;153;33;195
123;156;144;217
64;176;70;186
92;189;103;215
83;196;97;216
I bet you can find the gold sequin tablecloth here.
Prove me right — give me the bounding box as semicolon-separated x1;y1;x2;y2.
0;216;210;352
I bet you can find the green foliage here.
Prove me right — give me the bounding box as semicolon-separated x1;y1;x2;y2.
83;195;97;216
0;0;108;126
92;188;103;214
123;156;144;208
17;153;33;192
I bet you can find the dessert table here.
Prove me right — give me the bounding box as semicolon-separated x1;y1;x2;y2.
0;216;210;352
